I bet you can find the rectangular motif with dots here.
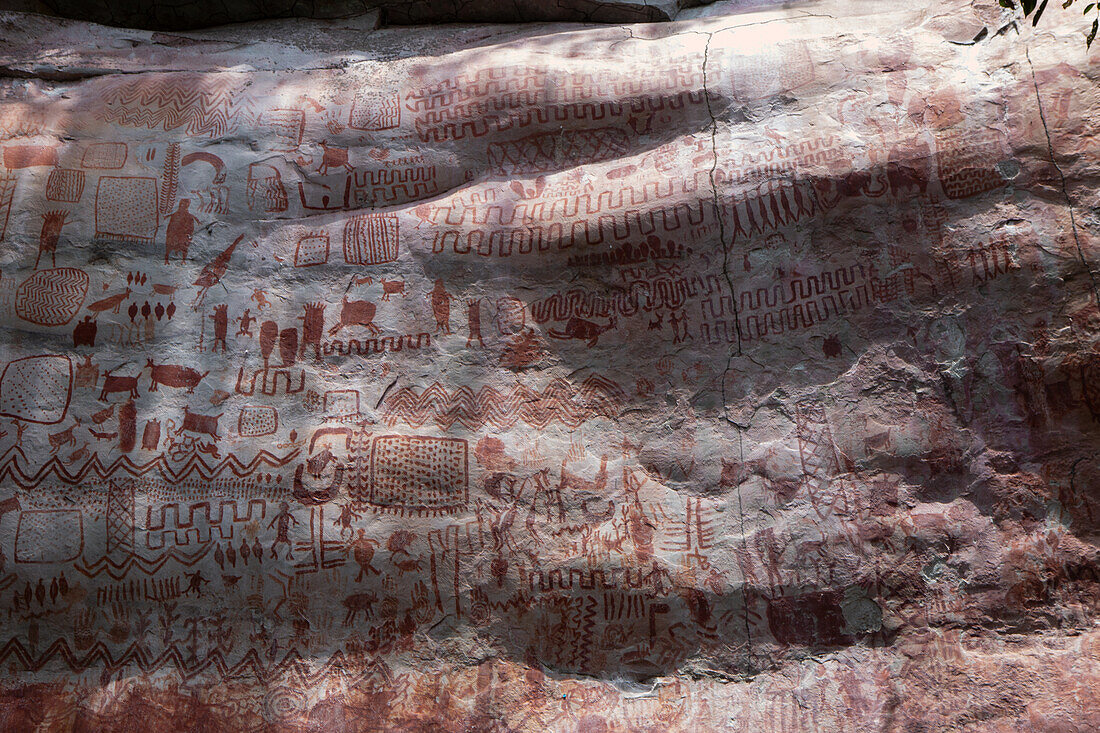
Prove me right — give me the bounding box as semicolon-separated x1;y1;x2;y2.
367;435;468;515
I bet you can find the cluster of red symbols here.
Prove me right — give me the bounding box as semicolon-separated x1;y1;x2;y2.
0;21;1094;731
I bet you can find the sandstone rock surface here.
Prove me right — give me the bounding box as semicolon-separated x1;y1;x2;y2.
0;1;1099;730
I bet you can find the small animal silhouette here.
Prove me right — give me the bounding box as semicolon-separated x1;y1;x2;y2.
329;297;380;336
75;355;99;389
548;316;617;347
380;278;406;301
317;141;352;175
99;370;140;401
146;360;209;393
179;407;222;440
210;305;228;353
342;591;378;625
191;235;245;311
72;316;97;347
67;442;89;464
90;404;115;424
48;419;81;454
36;210;68;269
87;288;132;315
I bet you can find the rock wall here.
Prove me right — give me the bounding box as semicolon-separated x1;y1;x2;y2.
0;1;1099;729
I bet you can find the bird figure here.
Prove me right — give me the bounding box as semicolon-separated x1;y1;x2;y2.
221;575;242;589
191;234;245;310
350;529;380;582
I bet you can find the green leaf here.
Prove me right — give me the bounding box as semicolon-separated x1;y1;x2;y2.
1022;0;1037;14
999;0;1016;8
1033;0;1050;24
1063;0;1074;8
1088;17;1098;46
1085;3;1095;13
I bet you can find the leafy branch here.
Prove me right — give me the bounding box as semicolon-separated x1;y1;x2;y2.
1001;0;1100;47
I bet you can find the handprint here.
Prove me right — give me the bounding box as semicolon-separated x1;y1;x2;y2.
73;607;96;651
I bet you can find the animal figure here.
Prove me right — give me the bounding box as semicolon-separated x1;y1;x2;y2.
380;278;406;301
146;360;208;393
87;288;132;315
67;442;89;464
237;308;255;336
342;592;378;625
75;355;99;389
72;316;97;347
99;370;140;401
350;529;380;580
191;234;245;310
299;302;325;360
292;462;344;505
48;419;80;454
317;141;352;175
179;407;222;440
548;316;617;347
329;297;380;336
90;405;115;424
36;210;68;269
210;304;228;353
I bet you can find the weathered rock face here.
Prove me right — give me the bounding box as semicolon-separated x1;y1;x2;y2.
0;1;1098;729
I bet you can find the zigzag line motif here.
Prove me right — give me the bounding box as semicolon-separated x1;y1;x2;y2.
15;268;89;326
488;127;629;175
97;74;254;138
72;543;212;580
0;447;300;488
0;638;392;686
381;376;627;430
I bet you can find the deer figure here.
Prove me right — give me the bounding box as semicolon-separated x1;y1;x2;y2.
317;141;352;175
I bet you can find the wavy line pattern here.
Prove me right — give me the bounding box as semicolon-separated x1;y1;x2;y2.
381;376;626;430
0;446;299;488
0;638;391;686
98;74;254;138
